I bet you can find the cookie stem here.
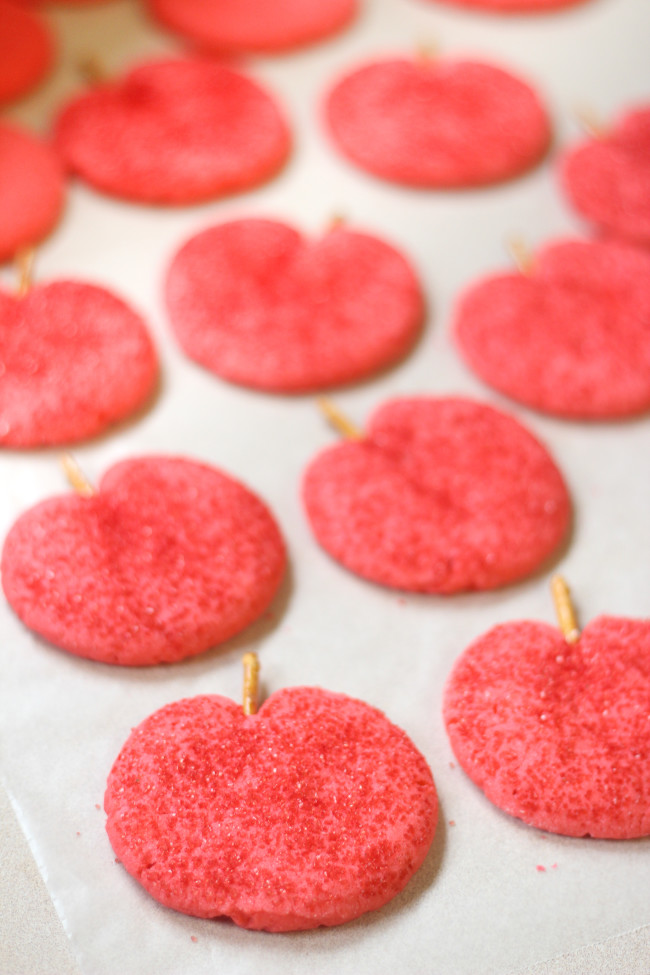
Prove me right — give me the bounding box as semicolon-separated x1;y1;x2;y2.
61;454;96;498
78;56;107;86
506;236;534;275
242;652;260;716
16;248;35;297
317;398;362;440
574;107;606;139
551;575;580;644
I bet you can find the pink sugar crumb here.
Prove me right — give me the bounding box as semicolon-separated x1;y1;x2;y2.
536;865;546;872
449;820;456;826
105;687;437;931
191;936;198;943
95;804;101;810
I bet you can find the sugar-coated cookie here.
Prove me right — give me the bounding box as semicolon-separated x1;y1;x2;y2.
54;58;290;204
0;123;64;263
560;105;650;247
106;686;437;929
303;397;570;593
0;280;158;446
444;615;650;838
166;218;423;392
454;238;650;419
147;0;357;53
326;57;550;188
2;457;286;665
0;0;53;105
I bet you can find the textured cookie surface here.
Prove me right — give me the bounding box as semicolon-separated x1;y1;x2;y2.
105;687;437;929
454;239;650;418
444;616;650;838
54;58;290;204
303;398;570;593
561;106;650;247
0;0;53;105
326;58;550;187
2;457;286;665
0;281;158;446
147;0;356;52
426;0;590;11
166;218;423;392
0;123;64;263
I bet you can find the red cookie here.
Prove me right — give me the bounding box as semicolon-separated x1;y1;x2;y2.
560;106;650;248
325;57;550;188
303;397;570;593
444;614;650;838
54;58;291;204
423;0;590;12
0;0;53;105
0;280;158;446
454;238;650;419
105;685;437;929
166;218;423;393
0;123;65;263
1;457;286;665
147;0;357;53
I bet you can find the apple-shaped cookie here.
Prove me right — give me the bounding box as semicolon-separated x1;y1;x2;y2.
303;397;570;593
146;0;357;53
454;238;650;419
560;105;650;248
422;0;590;13
105;654;437;929
1;457;286;665
444;578;650;838
166;217;423;392
0;0;53;105
0;123;65;263
54;58;291;205
0;277;158;446
325;56;551;188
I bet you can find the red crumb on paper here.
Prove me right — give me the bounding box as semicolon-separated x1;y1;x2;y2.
536;864;546;872
191;936;198;943
552;863;558;869
449;820;456;826
95;804;101;810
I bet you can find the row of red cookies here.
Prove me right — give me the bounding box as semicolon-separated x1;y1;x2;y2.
2;45;649;264
3;446;648;930
3;12;648;940
1;0;604;113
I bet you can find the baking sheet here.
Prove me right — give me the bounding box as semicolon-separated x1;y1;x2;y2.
1;0;649;972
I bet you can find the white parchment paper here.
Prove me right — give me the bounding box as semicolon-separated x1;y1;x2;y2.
1;1;649;972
